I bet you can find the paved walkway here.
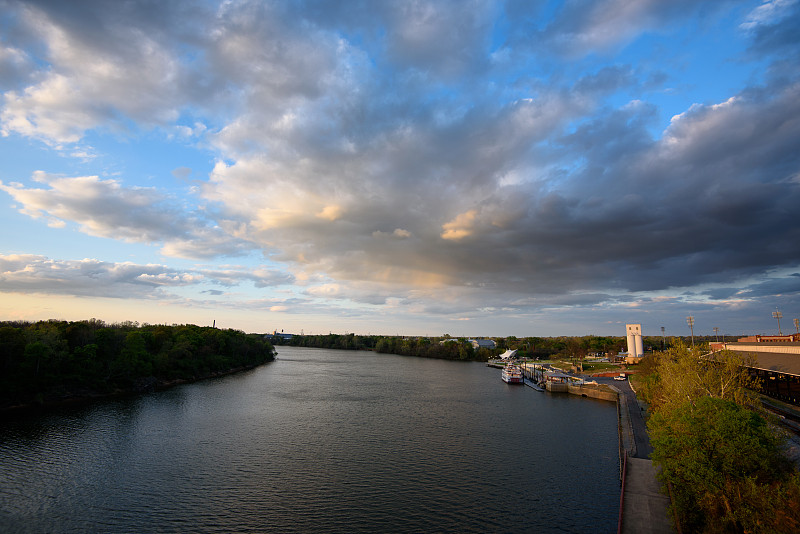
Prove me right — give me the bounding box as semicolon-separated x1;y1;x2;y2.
605;378;674;533
610;379;652;458
620;457;674;533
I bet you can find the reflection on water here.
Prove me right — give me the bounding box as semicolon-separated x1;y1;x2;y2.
1;347;620;533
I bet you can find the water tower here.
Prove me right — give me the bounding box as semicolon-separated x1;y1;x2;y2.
626;324;643;358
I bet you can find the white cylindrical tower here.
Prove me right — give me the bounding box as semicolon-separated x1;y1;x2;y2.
626;324;642;357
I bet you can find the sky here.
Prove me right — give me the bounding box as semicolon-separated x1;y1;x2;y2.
1;0;799;338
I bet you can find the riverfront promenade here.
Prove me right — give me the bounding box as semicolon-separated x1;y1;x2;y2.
493;360;674;532
613;379;673;534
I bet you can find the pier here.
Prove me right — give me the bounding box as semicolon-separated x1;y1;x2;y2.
519;362;546;384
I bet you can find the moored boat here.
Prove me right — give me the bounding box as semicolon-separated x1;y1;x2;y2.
501;362;524;384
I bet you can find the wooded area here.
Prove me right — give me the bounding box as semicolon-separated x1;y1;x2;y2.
0;319;275;410
638;344;800;533
269;332;636;361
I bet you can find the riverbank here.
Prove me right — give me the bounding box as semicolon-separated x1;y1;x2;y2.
0;362;268;418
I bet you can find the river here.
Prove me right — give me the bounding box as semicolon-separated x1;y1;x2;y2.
0;346;620;533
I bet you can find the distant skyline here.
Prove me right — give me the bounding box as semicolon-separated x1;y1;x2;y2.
1;0;799;337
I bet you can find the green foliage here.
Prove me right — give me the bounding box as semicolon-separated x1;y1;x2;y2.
644;342;800;532
650;397;796;532
0;320;275;409
274;333;489;361
640;342;760;412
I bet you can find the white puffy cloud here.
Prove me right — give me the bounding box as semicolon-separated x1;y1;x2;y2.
0;172;253;259
0;254;294;299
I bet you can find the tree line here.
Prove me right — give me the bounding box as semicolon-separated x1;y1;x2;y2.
269;333;647;361
637;343;800;532
0;319;275;410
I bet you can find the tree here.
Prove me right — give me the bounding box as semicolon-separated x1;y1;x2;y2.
649;396;796;532
643;342;800;532
643;342;760;413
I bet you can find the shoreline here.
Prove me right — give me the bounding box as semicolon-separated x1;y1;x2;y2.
0;362;270;419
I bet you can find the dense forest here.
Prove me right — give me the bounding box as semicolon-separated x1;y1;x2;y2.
273;333;491;360
269;332;649;361
638;344;800;532
272;331;738;362
0;319;275;410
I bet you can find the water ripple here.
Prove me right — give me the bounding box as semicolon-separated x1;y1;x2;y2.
1;347;619;533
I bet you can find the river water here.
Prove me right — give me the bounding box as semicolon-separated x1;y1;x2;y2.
0;346;620;533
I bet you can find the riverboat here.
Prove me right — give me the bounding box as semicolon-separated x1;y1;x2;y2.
501;362;524;384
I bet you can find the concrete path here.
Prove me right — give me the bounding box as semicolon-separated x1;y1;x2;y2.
616;379;653;459
620;457;674;534
598;377;674;532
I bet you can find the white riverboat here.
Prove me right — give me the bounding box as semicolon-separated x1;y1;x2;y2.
501;362;524;384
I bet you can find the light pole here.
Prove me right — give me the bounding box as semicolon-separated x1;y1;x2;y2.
686;316;695;348
661;326;665;349
795;318;799;335
773;309;783;335
713;327;719;343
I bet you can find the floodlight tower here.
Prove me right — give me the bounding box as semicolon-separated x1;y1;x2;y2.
661;326;666;349
773;309;783;335
713;327;719;343
686;316;695;347
795;318;799;334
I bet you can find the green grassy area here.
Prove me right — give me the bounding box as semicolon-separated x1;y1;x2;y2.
579;362;621;373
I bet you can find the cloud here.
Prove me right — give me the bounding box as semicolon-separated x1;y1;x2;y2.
0;254;196;298
0;172;253;259
441;210;479;240
0;44;34;91
0;254;294;299
744;0;800;56
741;0;798;30
1;0;799;334
171;166;192;180
0;4;186;143
529;0;735;57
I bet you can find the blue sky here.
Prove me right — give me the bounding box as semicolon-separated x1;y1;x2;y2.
1;0;799;337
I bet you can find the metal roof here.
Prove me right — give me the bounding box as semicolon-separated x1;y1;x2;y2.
715;343;800;377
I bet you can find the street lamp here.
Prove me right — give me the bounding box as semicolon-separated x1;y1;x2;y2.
686;316;695;348
773;309;783;335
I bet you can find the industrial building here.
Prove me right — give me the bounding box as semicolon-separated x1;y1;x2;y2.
622;323;644;364
711;334;800;405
